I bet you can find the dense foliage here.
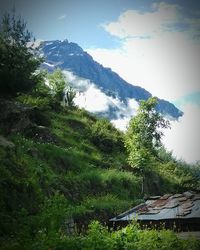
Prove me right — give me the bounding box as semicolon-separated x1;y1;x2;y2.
47;69;75;106
0;11;41;96
125;97;170;172
1;221;200;250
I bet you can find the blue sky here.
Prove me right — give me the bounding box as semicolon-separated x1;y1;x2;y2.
1;0;200;163
1;0;200;48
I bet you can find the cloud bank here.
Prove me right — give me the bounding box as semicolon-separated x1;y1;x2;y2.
103;3;184;39
63;70;138;115
87;2;200;102
63;70;199;163
162;103;200;164
86;2;200;163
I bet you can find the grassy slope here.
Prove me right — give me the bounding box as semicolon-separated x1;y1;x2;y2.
0;103;141;237
0;99;199;248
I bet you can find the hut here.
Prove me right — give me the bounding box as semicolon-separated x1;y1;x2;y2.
110;191;200;231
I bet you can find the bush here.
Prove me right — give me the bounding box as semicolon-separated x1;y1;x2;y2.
91;118;124;153
17;94;52;110
83;194;131;216
101;169;141;199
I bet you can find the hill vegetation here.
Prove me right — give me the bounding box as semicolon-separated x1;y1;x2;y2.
0;11;200;249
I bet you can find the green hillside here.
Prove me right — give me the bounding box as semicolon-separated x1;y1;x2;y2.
0;96;199;249
0;12;200;249
0;98;138;241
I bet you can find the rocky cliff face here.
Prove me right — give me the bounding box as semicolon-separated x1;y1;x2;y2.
39;39;183;119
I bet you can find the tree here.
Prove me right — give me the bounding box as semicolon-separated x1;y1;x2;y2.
47;69;66;104
47;69;76;107
125;97;170;172
0;11;42;97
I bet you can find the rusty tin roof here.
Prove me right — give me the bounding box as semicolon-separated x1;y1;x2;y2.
110;191;200;222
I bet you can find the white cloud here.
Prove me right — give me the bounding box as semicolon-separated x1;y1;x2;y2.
103;3;181;39
111;117;130;131
87;37;200;101
63;71;107;112
87;3;200;102
74;84;111;112
162;103;200;163
58;14;67;20
63;70;138;115
111;99;139;130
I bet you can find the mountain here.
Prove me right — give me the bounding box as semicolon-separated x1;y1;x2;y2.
37;39;183;120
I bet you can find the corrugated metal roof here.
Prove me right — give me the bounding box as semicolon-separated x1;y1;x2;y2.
110;191;200;222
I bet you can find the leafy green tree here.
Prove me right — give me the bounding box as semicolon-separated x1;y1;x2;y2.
47;69;66;103
125;97;170;172
47;69;76;107
0;11;42;97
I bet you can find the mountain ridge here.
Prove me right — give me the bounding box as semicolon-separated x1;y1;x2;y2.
38;39;183;119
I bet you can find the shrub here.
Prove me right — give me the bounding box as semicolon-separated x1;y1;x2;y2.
91;118;124;153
